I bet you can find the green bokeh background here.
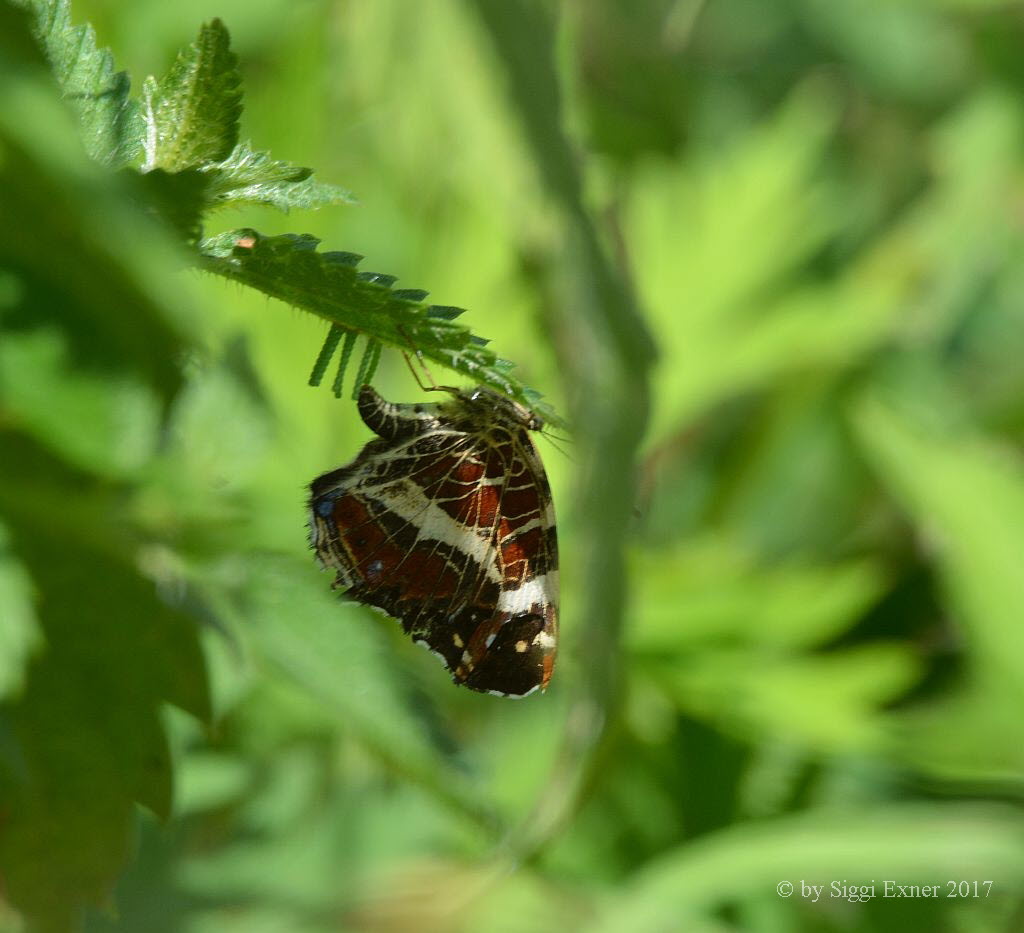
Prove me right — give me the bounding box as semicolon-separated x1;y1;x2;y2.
4;1;1024;931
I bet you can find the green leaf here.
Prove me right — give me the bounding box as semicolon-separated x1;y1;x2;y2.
202;141;355;211
0;32;192;405
235;553;497;830
0;326;162;478
0;434;210;927
198;229;564;427
1;1;48;70
19;0;142;166
588;805;1024;933
853;388;1024;778
127;167;211;244
627;540;916;753
629;541;888;652
142;19;241;172
657;643;917;755
0;522;42;701
624;86;903;441
853;390;1024;697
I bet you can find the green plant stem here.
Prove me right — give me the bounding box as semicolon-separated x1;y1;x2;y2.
468;0;656;859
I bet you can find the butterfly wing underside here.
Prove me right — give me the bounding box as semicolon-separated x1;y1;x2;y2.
309;385;558;696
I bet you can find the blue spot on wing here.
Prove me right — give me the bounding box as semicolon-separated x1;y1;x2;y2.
315;497;336;518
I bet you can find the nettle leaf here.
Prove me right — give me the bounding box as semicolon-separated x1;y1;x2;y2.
202;141;355;211
198;229;564;428
142;19;241;172
20;0;141;166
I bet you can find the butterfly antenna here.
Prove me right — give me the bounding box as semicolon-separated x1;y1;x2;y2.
541;430;575;463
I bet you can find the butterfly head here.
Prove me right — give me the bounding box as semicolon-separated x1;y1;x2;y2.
449;385;545;432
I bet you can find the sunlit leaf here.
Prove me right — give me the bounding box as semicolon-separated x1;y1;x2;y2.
203;141;355;211
141;19;241;172
21;0;141;165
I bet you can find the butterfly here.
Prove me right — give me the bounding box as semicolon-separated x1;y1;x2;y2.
308;384;558;696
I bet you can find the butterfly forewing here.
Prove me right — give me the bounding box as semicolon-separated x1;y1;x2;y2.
309;385;558;696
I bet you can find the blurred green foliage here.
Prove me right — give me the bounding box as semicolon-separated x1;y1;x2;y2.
4;0;1024;931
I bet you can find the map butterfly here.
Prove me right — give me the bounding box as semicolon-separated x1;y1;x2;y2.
309;384;558;697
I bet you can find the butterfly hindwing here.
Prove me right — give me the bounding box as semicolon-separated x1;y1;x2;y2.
309;384;558;696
